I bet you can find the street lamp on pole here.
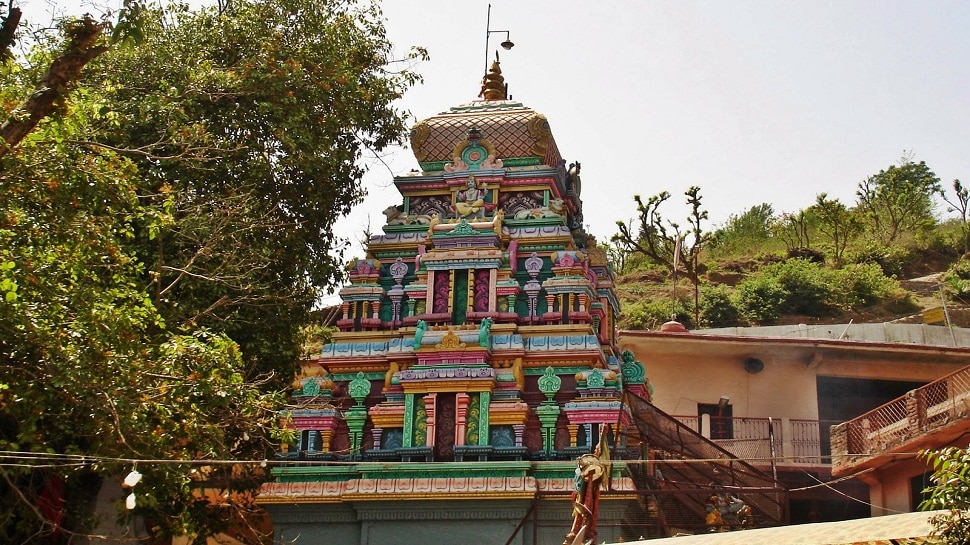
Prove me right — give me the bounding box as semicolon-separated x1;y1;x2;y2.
484;4;514;75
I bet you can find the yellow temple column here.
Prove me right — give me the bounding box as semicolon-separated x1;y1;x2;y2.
567;424;579;447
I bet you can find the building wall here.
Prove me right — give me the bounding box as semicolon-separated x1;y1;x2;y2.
867;457;930;516
618;333;966;423
267;499;635;545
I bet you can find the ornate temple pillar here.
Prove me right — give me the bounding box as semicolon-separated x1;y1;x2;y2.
403;393;415;447
320;429;334;453
371;427;383;450
424;393;437;447
567;424;579;447
513;424;525;447
467;267;475;315
489;269;498;312
455;393;470;446
345;372;371;459
478;391;491;446
537;367;562;454
448;270;456;315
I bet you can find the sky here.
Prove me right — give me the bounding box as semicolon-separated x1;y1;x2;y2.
360;1;970;245
15;0;970;270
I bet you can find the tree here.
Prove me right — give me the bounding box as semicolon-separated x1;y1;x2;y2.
612;187;709;324
88;0;425;382
612;186;709;287
709;203;774;256
920;445;970;544
856;158;942;245
940;179;970;256
812;193;862;267
771;209;816;254
0;0;423;541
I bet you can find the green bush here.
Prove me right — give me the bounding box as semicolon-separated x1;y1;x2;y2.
943;259;970;304
757;258;837;315
699;283;742;328
732;277;787;325
920;445;970;544
834;263;902;308
846;242;910;277
621;298;693;330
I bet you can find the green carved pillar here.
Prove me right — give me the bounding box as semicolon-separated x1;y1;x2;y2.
403;393;415;447
536;367;562;454
403;395;428;447
478;391;491;446
345;372;371;460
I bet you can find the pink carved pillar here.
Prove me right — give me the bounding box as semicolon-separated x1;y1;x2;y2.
489;269;498;312
371;428;383;450
426;271;435;313
424;393;437;447
341;301;350;320
513;424;525;447
455;393;470;446
372;301;381;320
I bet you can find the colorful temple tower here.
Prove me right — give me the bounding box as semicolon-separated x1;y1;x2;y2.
259;59;653;545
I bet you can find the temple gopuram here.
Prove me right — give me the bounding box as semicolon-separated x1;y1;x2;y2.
257;58;654;545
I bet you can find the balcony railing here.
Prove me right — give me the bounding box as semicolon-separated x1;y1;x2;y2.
831;365;970;472
671;415;840;468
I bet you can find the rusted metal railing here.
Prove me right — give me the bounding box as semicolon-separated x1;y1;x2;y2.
832;365;970;471
672;415;833;467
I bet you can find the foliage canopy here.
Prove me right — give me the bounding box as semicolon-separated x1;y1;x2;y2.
0;0;423;542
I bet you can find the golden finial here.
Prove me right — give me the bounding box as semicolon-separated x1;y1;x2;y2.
479;51;507;101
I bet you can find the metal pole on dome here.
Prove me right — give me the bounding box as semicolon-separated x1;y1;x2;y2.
484;4;492;76
484;4;515;76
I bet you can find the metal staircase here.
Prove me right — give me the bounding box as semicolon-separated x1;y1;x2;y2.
615;391;788;537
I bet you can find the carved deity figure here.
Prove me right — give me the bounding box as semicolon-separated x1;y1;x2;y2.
453;175;487;220
414;320;427;348
478;317;493;347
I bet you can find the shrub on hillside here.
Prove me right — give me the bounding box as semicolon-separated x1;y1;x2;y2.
943;259;970;304
732;277;787;325
621;299;693;330
700;283;743;328
756;258;838;316
846;242;910;277
786;247;826;264
833;263;906;309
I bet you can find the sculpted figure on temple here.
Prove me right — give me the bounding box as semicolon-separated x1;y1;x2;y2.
384;361;399;392
414;320;427;347
453;175;487;220
478;317;493;347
